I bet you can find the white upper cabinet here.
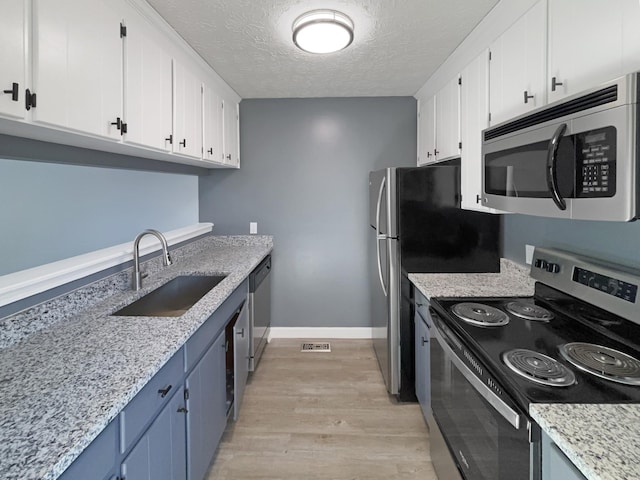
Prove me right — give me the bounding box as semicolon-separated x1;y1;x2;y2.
622;0;640;74
548;0;624;102
435;76;461;161
460;50;499;213
173;60;203;159
222;98;240;168
489;0;546;126
417;96;436;166
0;0;27;120
122;7;173;152
202;83;223;164
32;0;123;139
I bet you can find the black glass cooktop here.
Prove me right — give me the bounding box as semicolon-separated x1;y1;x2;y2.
430;283;640;411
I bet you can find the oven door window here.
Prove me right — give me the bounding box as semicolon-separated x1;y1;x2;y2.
484;137;575;198
431;337;530;480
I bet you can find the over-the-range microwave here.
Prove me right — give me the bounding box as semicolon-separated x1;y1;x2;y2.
481;72;639;221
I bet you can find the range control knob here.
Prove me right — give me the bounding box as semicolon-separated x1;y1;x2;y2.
545;263;560;274
534;259;548;269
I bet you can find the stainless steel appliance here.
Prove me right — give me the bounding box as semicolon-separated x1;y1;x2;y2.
369;163;500;400
428;248;640;480
249;255;271;372
481;72;639;221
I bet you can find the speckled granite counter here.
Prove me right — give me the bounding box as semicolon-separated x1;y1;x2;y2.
531;404;640;480
0;235;273;480
409;258;536;299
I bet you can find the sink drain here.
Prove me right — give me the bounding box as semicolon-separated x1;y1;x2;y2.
301;342;331;352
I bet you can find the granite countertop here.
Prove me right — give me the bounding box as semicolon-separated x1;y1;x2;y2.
409;258;536;299
0;235;273;480
531;404;640;480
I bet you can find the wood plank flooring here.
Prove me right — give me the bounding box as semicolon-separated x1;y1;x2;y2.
206;339;438;479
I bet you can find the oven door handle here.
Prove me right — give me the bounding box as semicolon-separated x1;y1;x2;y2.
546;123;568;211
432;325;525;430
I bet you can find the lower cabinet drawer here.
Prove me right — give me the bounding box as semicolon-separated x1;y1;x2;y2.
120;350;184;453
415;289;430;326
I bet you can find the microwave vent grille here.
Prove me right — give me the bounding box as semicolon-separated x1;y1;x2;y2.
484;85;618;141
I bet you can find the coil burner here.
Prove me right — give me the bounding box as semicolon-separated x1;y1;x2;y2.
559;343;640;386
505;301;554;322
451;302;509;327
503;349;576;387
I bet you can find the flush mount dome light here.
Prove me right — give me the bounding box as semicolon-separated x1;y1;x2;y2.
292;10;354;54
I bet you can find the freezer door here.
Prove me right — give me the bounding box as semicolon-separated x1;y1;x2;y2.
369;168;397;237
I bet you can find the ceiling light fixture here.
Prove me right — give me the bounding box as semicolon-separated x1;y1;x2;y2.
292;10;354;54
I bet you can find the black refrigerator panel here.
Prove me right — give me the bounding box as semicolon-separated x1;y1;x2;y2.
397;165;501;274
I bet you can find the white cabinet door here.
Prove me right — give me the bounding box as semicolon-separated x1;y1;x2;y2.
622;0;640;74
0;0;27;119
417;96;436;166
435;76;460;161
123;8;172;151
548;0;624;102
489;0;546;125
173;60;203;159
222;98;240;167
32;0;123;139
461;50;498;213
203;83;223;164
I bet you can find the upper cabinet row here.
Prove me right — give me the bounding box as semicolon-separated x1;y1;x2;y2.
0;0;240;169
417;0;640;211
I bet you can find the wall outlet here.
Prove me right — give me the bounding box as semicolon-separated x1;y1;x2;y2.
250;222;257;234
525;244;535;265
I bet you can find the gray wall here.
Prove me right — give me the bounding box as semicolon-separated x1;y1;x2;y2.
503;214;640;269
199;97;417;328
0;158;199;275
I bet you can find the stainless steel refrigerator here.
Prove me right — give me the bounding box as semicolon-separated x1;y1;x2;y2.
369;162;500;400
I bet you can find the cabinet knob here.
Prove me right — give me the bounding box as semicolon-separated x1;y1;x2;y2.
3;83;18;102
177;406;188;414
157;384;172;398
421;336;428;346
523;91;534;104
165;134;173;145
433;149;439;156
226;154;232;160
236;328;245;338
25;89;36;110
426;152;432;158
111;117;122;130
476;194;482;204
207;147;213;155
179;139;187;148
551;77;564;92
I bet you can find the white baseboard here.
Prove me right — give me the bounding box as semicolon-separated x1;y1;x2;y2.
269;327;373;340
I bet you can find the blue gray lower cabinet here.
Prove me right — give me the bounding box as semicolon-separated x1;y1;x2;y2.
58;280;249;480
541;431;587;480
414;289;431;421
232;299;250;421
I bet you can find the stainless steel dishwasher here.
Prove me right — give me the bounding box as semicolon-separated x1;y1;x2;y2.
249;255;271;371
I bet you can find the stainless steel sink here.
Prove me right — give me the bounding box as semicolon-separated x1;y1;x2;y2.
113;275;226;317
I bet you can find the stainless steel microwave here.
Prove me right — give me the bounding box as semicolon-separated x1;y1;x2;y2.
481;72;639;221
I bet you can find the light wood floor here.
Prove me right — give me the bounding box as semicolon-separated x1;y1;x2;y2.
206;339;438;479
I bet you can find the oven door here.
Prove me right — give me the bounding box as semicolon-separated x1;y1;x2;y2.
430;312;537;480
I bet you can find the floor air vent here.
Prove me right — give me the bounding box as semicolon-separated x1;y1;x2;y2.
301;342;331;352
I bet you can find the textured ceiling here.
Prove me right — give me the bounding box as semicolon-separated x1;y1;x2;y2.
145;0;500;98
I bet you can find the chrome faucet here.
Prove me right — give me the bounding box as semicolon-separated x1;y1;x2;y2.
132;229;173;291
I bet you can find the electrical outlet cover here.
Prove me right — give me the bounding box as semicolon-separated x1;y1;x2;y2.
525;244;535;265
250;222;257;234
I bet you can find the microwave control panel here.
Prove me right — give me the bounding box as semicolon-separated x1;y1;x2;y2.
575;127;616;198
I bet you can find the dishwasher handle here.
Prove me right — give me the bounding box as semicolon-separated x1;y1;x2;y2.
250;255;271;291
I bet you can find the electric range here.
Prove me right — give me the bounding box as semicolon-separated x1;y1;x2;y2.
426;247;640;480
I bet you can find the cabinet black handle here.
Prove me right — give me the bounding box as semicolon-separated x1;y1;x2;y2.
177;406;188;413
433;149;439;156
207;148;213;155
25;89;36;110
523;91;534;103
236;328;245;338
421;336;428;346
121;122;127;135
3;83;18;102
179;139;186;147
426;152;432;158
111;117;122;130
551;77;564;92
165;134;173;145
476;194;482;204
157;384;172;398
226;154;231;160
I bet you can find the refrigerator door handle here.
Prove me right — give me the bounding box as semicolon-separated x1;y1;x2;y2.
375;176;388;296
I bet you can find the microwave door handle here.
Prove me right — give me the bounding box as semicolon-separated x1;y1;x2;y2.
432;324;525;430
546;123;568;211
